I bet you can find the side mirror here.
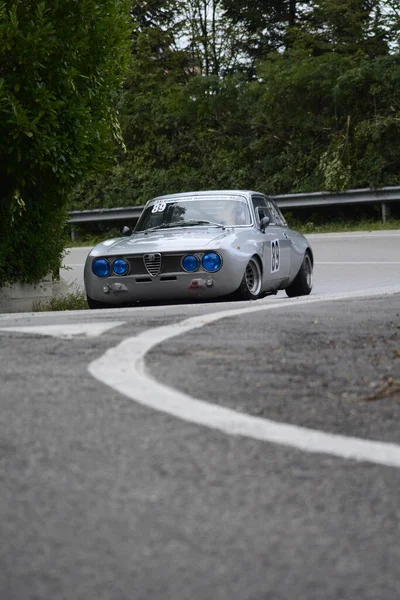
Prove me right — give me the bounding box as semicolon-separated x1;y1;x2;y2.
260;216;270;233
121;225;132;237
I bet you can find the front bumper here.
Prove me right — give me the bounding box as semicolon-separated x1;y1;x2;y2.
84;268;242;305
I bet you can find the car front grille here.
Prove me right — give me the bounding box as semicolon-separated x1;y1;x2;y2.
143;253;162;277
127;254;193;276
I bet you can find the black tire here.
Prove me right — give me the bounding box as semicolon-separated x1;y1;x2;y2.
86;295;113;309
259;290;278;299
235;257;263;300
285;252;313;297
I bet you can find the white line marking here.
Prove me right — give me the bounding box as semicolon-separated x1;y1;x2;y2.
88;287;400;468
307;231;400;240
0;322;125;339
316;261;400;265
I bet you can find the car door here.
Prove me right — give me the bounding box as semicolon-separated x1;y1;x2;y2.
265;199;291;279
251;194;290;285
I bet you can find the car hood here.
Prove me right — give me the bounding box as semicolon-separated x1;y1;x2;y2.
89;227;234;256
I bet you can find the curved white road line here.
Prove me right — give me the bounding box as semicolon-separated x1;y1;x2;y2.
88;287;400;468
317;261;400;265
0;322;125;339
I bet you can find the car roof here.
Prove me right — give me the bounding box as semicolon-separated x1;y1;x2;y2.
150;190;264;202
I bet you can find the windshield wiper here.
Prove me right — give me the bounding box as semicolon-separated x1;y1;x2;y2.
143;223;179;232
183;219;225;228
143;220;225;232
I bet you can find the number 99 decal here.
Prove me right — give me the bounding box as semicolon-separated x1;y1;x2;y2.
271;239;280;273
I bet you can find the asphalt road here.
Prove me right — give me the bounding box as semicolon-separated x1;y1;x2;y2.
1;231;400;600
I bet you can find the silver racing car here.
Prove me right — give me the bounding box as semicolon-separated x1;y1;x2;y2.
84;190;313;308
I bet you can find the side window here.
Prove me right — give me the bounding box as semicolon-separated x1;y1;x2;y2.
266;200;287;227
272;200;288;227
252;195;271;224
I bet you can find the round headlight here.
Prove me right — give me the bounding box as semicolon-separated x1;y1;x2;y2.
182;254;200;272
113;258;129;275
92;258;111;278
202;252;222;272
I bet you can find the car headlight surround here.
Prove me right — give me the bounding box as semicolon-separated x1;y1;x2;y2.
113;257;129;275
182;254;200;272
202;252;222;272
92;258;111;278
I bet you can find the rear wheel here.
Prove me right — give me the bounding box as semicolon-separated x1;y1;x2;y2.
86;295;113;309
236;257;262;300
285;252;313;297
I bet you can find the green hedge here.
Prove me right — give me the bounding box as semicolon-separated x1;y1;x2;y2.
0;0;130;286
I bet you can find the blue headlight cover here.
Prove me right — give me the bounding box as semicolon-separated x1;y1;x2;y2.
202;252;222;272
113;258;129;275
182;254;199;272
92;258;111;278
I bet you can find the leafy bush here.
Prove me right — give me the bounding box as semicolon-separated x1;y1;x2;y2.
0;0;130;285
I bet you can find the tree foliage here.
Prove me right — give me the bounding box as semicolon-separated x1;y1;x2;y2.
0;0;131;285
74;0;400;211
221;0;313;61
7;0;400;230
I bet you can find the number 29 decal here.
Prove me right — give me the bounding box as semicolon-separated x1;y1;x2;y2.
271;239;280;273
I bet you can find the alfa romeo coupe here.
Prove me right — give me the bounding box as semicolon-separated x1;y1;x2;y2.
84;190;313;308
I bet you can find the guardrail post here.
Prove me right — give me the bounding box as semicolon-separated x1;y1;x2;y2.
70;226;76;242
381;202;390;224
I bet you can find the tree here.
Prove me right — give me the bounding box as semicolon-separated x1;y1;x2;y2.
221;0;314;62
73;0;400;213
178;0;250;76
297;0;392;57
0;0;131;285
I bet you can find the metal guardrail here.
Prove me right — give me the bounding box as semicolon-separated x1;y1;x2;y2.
68;206;144;224
273;186;400;211
68;186;399;235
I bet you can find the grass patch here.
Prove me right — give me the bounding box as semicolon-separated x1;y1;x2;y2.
293;218;400;235
33;290;88;312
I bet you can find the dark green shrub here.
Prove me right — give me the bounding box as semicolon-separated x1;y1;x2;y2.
0;0;130;285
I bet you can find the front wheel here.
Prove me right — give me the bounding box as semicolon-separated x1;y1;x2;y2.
285;252;313;297
235;257;262;300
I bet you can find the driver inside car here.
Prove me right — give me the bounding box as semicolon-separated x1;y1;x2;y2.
221;202;249;226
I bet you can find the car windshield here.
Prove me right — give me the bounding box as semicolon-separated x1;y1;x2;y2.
134;195;252;232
